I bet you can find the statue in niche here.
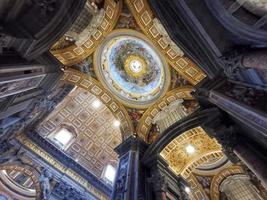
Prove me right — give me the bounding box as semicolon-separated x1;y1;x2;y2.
39;169;52;200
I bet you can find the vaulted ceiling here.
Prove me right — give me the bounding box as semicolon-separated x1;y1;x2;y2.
33;0;229;197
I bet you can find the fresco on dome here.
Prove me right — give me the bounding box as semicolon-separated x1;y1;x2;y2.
106;37;162;93
98;34;170;108
116;4;141;31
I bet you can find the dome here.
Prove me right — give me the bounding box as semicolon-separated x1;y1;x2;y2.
94;30;170;108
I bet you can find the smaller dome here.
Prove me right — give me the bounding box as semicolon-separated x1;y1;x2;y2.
94;30;170;108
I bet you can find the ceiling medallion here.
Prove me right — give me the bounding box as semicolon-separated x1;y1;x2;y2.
94;29;170;108
124;55;147;78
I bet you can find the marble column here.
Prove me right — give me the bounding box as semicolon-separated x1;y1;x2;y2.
143;155;189;200
111;136;148;200
208;84;267;141
148;166;168;200
220;174;264;200
203;117;267;188
234;144;267;188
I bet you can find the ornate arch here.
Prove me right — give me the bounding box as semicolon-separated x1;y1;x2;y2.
137;86;194;141
62;69;134;139
181;152;225;178
160;126;222;176
51;0;122;66
0;165;41;200
210;165;245;200
126;0;206;85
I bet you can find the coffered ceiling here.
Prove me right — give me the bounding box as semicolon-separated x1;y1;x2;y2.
37;87;122;179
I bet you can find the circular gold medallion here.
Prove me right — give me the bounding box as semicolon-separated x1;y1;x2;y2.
124;55;147;78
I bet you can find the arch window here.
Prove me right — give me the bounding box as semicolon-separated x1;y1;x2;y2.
102;164;116;185
48;126;76;150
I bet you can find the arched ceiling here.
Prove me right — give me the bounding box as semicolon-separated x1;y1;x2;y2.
137;86;194;141
49;0;208;143
51;0;206;85
160;126;222;176
210;165;245;200
62;69;134;137
51;0;122;66
37;86;122;180
0;165;41;200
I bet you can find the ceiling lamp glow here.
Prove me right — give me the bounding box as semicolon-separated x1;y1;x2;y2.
185;187;191;193
92;99;101;109
114;120;120;127
185;144;195;154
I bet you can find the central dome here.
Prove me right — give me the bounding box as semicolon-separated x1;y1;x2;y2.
94;30;170;108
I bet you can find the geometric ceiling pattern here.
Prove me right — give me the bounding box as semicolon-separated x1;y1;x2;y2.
62;69;134;139
160;126;222;176
137;86;195;141
126;0;206;85
210;165;245;200
45;0;214;198
37;87;122;180
51;0;122;66
51;0;206;86
0;165;41;200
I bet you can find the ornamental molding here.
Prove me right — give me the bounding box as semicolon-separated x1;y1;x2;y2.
51;0;122;66
126;0;206;85
62;69;134;139
137;86;194;141
16;134;109;200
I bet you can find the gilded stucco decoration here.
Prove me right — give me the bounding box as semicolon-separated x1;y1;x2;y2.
185;173;210;200
160;126;222;175
94;29;171;108
136;86;194;141
181;152;225;178
0;165;41;200
210;165;245;200
125;0;206;85
182;154;231;200
51;0;122;66
61;69;134;137
37;86;122;179
16;135;109;200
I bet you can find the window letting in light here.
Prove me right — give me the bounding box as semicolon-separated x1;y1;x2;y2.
51;128;74;149
103;164;116;184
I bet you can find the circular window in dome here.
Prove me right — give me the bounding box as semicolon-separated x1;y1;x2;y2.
94;30;171;108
